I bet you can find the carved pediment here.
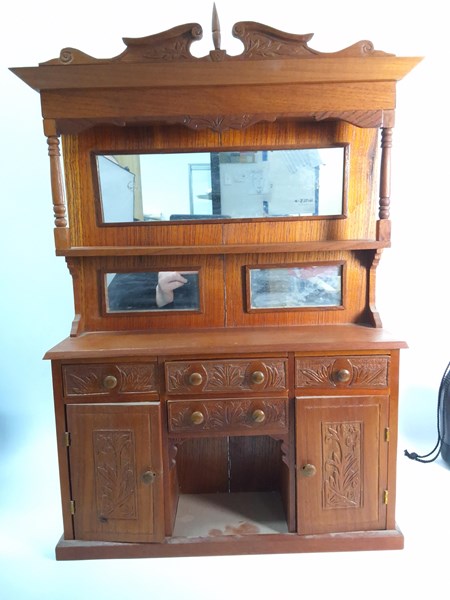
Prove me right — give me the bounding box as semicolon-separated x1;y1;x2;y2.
40;7;394;66
41;23;204;65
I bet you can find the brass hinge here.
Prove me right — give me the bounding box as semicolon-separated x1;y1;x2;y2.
383;490;389;505
70;500;75;515
64;432;71;447
385;428;390;442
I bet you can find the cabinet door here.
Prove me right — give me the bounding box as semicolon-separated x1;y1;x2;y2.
296;395;388;535
66;402;164;543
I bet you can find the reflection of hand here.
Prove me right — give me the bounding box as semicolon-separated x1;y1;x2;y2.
156;272;188;307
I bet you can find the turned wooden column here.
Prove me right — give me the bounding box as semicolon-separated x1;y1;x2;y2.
44;119;69;250
377;127;393;241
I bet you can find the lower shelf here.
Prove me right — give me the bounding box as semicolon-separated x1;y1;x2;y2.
173;492;288;538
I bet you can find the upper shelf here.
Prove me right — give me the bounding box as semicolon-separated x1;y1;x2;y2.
56;240;391;258
10;18;422;133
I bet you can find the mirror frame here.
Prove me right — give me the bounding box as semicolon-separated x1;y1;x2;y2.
91;144;349;227
245;261;346;313
100;267;204;315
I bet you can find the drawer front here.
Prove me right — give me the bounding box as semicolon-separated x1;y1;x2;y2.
62;363;158;397
167;397;288;435
165;358;288;395
295;355;390;389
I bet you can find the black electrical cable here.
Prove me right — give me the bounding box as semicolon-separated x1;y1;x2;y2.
404;360;450;463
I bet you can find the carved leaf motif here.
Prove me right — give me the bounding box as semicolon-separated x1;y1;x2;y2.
168;368;188;392
264;364;286;388
259;400;287;427
232;22;315;59
352;363;387;386
299;364;334;386
68;372;103;395
93;430;137;520
180;115;276;132
140;40;193;61
208;401;248;428
170;407;194;430
207;365;246;389
241;34;311;59
117;365;156;392
323;422;362;509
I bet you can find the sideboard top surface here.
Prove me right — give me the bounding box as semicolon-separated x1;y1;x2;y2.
44;325;407;360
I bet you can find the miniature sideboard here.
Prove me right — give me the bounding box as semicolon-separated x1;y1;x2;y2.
11;11;421;559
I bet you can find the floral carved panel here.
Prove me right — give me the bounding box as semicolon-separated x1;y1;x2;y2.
93;430;138;521
322;421;362;509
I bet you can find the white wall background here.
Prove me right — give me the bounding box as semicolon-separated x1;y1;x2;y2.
1;1;449;598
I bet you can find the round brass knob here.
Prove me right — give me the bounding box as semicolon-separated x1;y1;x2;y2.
301;464;317;478
103;375;118;390
188;372;203;386
251;370;265;385
190;411;205;425
252;409;266;423
335;368;351;383
141;471;156;484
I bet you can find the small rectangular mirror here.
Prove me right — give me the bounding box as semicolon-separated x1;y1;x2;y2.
247;263;344;310
105;270;201;312
95;148;346;224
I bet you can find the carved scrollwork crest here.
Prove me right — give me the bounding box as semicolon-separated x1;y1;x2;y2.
40;6;393;66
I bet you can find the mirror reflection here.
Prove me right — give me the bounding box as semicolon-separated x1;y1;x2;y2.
248;264;343;310
105;271;200;312
96;148;345;223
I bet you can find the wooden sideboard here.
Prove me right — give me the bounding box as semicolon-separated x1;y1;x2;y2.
11;12;421;560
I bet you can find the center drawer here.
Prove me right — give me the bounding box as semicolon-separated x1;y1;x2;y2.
164;358;288;395
167;396;288;436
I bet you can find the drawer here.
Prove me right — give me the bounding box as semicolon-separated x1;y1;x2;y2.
165;358;287;395
62;362;158;397
167;397;288;435
295;355;389;389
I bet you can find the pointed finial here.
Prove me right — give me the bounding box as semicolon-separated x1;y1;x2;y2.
212;3;221;50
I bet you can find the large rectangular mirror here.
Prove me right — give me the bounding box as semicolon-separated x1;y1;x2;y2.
95;147;346;224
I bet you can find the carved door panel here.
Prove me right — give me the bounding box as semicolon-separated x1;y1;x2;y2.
296;395;389;534
66;403;164;543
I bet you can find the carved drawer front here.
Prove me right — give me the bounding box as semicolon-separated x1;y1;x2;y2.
62;363;158;397
165;358;287;395
295;355;389;389
167;397;288;435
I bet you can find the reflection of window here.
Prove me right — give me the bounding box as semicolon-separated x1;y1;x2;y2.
189;164;212;215
97;156;137;223
247;264;344;310
105;271;200;313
